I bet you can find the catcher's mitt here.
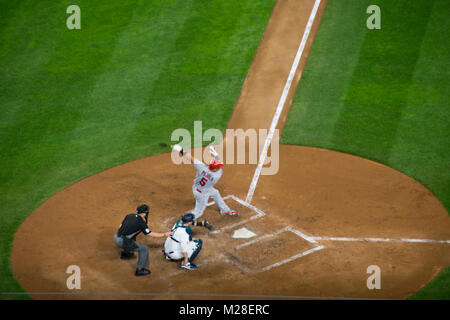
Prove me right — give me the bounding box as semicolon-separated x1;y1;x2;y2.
194;219;214;231
205;222;214;231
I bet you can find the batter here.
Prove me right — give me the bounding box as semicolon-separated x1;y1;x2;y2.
172;144;237;219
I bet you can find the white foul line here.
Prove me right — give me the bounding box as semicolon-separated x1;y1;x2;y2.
245;0;322;204
234;226;326;272
310;236;450;244
206;195;233;207
229;195;267;217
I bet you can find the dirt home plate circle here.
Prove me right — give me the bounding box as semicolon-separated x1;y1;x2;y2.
11;146;450;299
11;0;450;299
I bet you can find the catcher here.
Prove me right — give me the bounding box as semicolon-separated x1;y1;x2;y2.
172;144;237;219
163;213;209;270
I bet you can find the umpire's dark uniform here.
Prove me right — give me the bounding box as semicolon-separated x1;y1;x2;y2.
114;205;152;276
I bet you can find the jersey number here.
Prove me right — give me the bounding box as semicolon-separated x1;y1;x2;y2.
199;177;208;186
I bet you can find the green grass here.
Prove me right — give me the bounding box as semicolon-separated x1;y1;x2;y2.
0;0;276;299
282;0;449;299
409;266;450;300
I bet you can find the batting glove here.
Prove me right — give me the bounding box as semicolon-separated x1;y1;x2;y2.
172;144;185;156
209;146;219;158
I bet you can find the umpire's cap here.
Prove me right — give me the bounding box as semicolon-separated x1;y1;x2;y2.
182;213;195;223
137;204;150;214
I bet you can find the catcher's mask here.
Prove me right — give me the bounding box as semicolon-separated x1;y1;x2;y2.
209;159;223;171
182;213;195;224
137;204;150;223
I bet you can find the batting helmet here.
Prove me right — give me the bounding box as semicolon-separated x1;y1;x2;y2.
209;159;223;170
182;213;195;223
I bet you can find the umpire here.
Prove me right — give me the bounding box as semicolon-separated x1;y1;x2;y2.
114;204;172;276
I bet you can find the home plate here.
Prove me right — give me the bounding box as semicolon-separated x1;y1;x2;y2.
232;227;256;239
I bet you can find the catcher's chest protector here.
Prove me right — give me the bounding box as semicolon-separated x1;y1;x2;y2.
172;221;193;242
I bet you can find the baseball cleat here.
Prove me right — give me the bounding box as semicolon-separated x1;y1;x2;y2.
220;210;237;216
120;251;135;259
135;268;151;276
181;262;197;270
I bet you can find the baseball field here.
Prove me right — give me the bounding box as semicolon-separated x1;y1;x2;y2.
1;0;449;300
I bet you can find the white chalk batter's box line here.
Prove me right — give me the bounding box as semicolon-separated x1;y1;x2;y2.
162;194;265;227
162;195;265;232
172;196;325;273
207;195;266;234
233;226;325;273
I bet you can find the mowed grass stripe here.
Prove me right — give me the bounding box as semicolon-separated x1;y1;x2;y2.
55;1;197;176
0;1;65;122
331;0;435;161
132;0;277;147
280;0;369;146
0;1;138;182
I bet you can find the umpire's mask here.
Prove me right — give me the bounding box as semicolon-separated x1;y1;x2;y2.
137;204;150;223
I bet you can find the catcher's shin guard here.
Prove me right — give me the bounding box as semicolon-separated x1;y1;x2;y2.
189;239;202;262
